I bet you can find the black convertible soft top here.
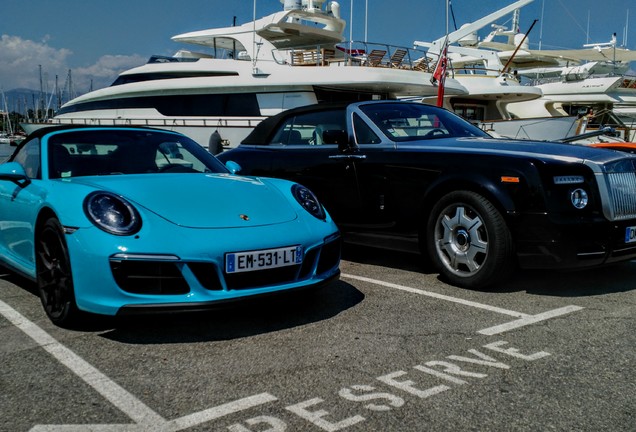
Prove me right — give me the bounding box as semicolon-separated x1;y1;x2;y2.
20;124;163;141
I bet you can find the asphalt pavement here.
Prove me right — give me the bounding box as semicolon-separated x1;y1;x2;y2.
1;245;634;431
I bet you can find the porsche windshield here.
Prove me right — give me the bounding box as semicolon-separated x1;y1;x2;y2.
47;129;227;179
359;103;490;142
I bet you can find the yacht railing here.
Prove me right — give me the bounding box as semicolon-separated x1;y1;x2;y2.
525;73;636;87
454;67;518;81
455;66;514;76
28;117;264;129
272;42;434;73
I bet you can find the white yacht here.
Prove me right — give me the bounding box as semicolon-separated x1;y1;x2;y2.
412;0;543;128
478;15;636;141
507;63;636;141
21;0;467;151
412;0;636;142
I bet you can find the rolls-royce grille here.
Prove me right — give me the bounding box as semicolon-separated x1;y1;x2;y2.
607;172;636;220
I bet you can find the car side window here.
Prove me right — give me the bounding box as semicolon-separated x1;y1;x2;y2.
270;110;346;146
353;113;381;145
12;138;41;179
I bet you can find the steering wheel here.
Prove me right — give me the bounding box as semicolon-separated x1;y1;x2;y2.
424;128;448;138
158;163;198;173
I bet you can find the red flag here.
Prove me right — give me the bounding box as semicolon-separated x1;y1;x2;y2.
432;40;449;107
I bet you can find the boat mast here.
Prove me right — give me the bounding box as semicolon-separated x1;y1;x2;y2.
364;0;368;42
39;65;44;121
252;0;256;67
624;9;630;47
1;89;8;135
68;69;73;102
539;0;544;49
349;0;354;53
2;89;15;136
55;75;60;110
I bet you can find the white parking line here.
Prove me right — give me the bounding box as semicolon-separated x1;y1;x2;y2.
341;274;529;317
0;299;165;426
341;273;583;335
168;393;278;431
0;299;276;431
478;305;584;335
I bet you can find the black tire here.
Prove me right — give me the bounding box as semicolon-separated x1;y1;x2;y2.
426;191;514;289
36;217;82;327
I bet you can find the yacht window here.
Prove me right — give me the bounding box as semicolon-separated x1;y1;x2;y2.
454;105;485;122
155;93;261;117
56;93;261;117
111;71;239;86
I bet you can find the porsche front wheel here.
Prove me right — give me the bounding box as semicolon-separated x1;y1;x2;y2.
36;217;81;327
426;191;514;289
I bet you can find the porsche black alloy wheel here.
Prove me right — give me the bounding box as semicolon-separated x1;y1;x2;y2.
36;217;80;326
426;191;514;289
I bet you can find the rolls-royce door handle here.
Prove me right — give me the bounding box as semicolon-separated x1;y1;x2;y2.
328;154;367;160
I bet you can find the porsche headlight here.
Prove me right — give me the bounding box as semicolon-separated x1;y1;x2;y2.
292;184;326;220
84;192;141;235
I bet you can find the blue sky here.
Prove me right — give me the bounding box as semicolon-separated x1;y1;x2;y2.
1;0;634;94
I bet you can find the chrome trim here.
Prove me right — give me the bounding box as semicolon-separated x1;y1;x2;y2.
584;160;636;221
570;188;588;209
611;245;636;254
606;171;636;220
328;154;367;160
576;251;606;257
554;175;584;185
110;253;181;261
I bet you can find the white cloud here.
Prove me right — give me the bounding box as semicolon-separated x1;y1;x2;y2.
0;34;72;89
0;34;144;94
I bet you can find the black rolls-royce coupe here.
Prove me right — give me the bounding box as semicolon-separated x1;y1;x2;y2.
217;101;636;288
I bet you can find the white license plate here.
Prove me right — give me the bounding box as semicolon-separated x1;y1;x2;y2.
225;246;303;273
625;226;636;243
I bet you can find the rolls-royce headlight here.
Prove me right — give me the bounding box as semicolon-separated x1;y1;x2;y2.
554;175;584;185
84;192;141;235
570;188;589;209
292;184;326;220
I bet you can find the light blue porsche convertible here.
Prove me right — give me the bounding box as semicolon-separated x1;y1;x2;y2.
0;126;340;326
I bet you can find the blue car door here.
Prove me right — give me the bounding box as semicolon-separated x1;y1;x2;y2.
0;139;44;275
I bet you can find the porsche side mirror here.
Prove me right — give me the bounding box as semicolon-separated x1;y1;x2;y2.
0;162;31;186
225;160;242;174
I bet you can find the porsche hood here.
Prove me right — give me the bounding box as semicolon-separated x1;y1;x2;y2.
72;174;299;228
